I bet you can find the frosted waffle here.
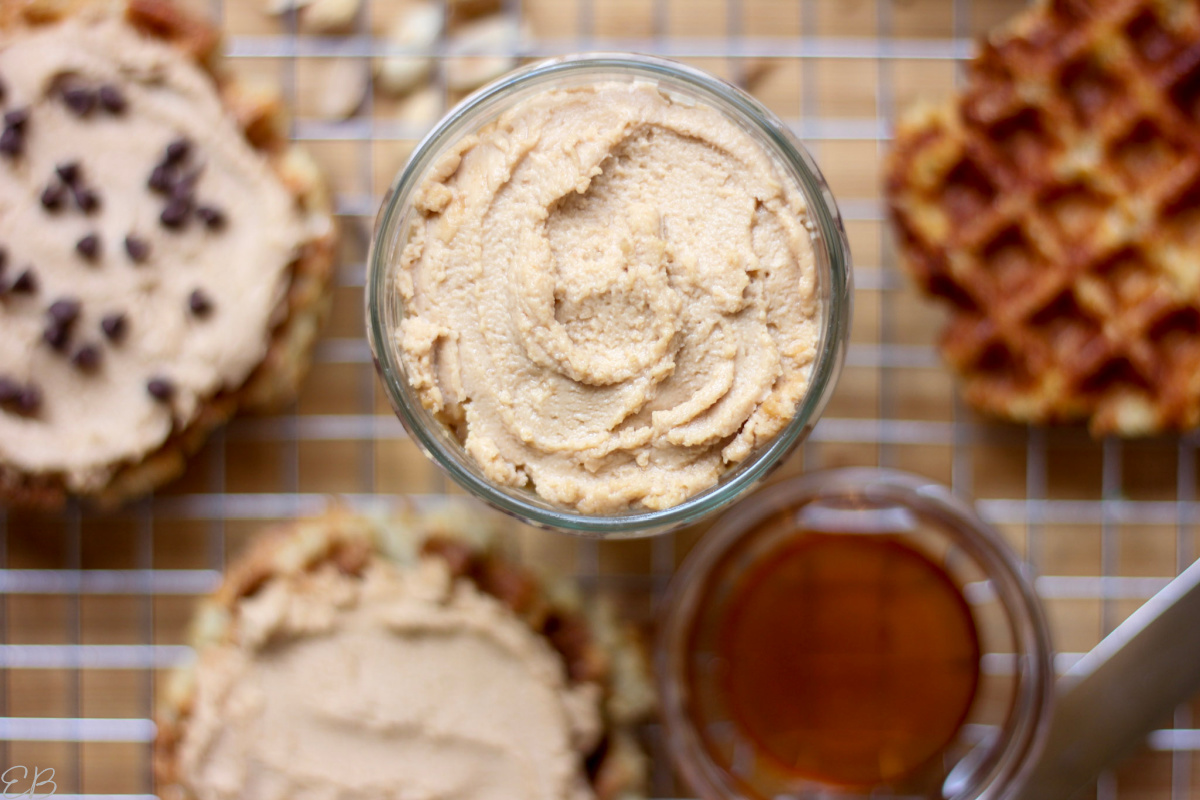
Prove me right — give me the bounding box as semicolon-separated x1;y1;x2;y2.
886;0;1200;435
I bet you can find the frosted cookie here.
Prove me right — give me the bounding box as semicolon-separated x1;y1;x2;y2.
0;0;336;505
154;507;655;800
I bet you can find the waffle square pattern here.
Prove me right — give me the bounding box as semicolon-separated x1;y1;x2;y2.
887;0;1200;436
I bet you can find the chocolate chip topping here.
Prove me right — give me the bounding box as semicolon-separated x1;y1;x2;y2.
98;84;126;114
16;385;41;414
4;108;28;129
165;137;191;165
73;185;100;214
70;343;101;372
160;196;191;229
11;269;36;295
0;78;6;105
48;298;81;326
43;322;69;351
124;234;150;263
147;377;175;402
0;247;8;271
62;86;96;117
0;108;27;159
0;127;23;158
196;205;226;231
40;181;66;211
188;288;214;317
0;378;39;416
55;161;80;185
44;297;79;350
148;164;173;194
100;312;127;343
75;233;101;261
170;172;198;201
0;378;41;416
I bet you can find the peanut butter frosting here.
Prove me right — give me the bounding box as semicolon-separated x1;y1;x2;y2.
0;12;322;491
397;81;820;513
176;557;604;800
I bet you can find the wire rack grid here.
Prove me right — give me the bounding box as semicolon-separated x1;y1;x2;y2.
0;0;1198;798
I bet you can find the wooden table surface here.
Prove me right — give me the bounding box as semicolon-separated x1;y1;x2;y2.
3;0;1199;797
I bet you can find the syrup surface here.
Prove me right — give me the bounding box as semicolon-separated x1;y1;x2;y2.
711;532;981;787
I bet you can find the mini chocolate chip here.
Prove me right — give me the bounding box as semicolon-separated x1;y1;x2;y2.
188;288;213;317
98;84;126;114
16;384;41;414
169;173;197;202
40;182;66;211
148;164;174;194
164;137;191;164
196;205;226;231
48;298;81;326
0;78;7;105
62;86;96;116
71;343;100;371
76;233;101;261
0;127;23;158
0;247;8;271
73;185;100;214
55;161;80;185
0;277;8;297
100;312;127;342
10;269;36;294
3;108;28;129
43;321;69;351
147;377;175;402
160;196;191;229
124;234;150;263
0;381;39;415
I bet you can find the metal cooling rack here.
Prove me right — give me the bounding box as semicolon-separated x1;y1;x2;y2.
0;0;1196;798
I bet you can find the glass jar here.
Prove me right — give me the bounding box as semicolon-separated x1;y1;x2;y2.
657;468;1055;799
367;53;852;538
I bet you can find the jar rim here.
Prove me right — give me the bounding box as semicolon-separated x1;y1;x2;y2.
656;467;1056;799
366;53;853;536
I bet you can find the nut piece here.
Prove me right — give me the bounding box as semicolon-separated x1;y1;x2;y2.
376;57;432;98
264;0;314;14
374;1;442;97
395;86;441;126
298;0;361;33
445;14;522;92
312;58;369;120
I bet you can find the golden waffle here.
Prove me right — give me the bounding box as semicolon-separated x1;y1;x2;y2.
886;0;1200;435
154;506;655;800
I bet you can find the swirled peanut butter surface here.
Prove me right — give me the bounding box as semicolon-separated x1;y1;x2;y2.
398;81;820;513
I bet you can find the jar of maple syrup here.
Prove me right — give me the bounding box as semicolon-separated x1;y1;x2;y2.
658;468;1054;800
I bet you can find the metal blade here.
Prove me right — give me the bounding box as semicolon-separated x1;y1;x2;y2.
1013;557;1200;800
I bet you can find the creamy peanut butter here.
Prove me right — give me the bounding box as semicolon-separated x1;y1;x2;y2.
0;14;321;491
176;558;603;800
397;80;820;513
